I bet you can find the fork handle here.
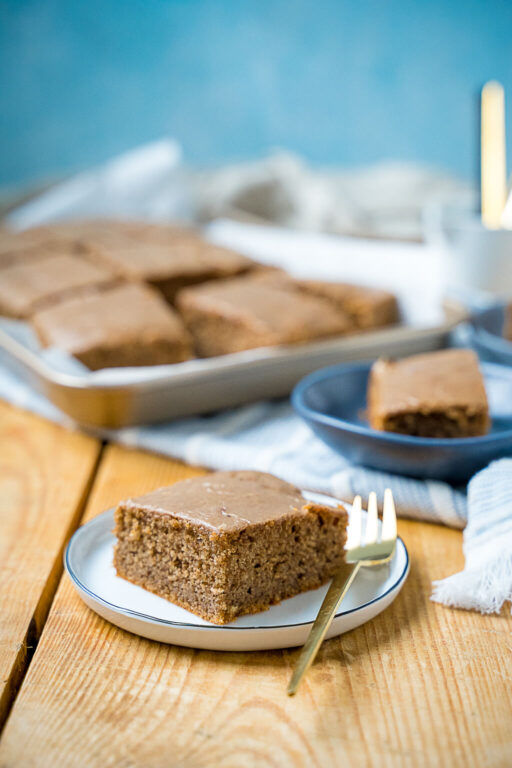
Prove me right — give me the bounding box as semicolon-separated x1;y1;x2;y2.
287;561;362;696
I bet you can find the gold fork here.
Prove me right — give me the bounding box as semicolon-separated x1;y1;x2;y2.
287;489;397;696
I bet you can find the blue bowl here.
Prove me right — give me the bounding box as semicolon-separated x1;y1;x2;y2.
468;304;512;366
292;361;512;483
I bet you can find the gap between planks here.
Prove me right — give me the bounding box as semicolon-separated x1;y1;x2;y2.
0;405;105;736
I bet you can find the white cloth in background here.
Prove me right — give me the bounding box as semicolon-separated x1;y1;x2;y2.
3;139;510;615
191;152;473;241
7;140;188;229
7;139;473;242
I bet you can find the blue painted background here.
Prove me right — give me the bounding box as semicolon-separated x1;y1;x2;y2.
1;0;511;185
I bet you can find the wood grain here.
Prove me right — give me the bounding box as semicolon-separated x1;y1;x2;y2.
1;443;512;767
0;402;101;731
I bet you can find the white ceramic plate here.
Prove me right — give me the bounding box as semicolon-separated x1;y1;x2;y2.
65;492;409;651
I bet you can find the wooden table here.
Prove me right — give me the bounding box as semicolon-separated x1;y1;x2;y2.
0;400;511;768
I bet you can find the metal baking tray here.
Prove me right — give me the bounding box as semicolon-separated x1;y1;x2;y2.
0;316;460;429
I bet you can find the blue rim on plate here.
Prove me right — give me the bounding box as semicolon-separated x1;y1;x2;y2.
292;360;512;482
64;507;409;632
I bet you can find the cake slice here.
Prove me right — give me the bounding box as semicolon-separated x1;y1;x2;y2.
113;471;348;624
32;282;193;369
176;274;350;356
0;252;118;318
239;270;399;332
0;226;75;268
368;349;489;437
85;238;257;302
295;280;399;330
0;239;86;271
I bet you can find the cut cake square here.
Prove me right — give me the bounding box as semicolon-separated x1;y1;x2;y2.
176;274;350;356
32;282;193;370
367;349;489;437
0;253;117;318
113;470;348;624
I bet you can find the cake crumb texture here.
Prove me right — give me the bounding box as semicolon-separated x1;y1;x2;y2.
113;470;348;624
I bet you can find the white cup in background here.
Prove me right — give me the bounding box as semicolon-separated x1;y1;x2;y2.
424;203;512;302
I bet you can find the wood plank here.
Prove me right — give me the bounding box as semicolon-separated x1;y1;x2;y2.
1;444;512;767
0;402;101;731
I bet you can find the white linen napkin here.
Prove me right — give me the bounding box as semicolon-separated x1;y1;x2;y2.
7;139;472;241
432;460;512;614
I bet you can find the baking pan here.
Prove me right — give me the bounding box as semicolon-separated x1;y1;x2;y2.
0;317;459;429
